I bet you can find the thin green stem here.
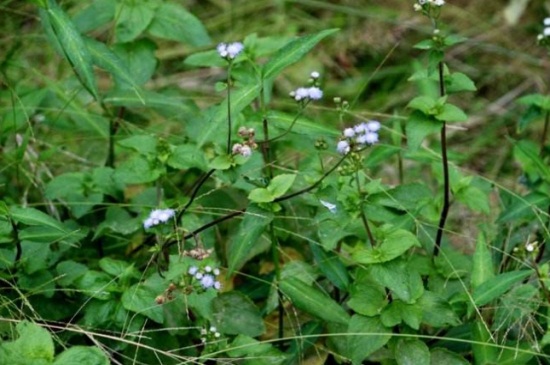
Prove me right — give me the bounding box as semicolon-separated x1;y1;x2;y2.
257;104;307;144
540;110;550;156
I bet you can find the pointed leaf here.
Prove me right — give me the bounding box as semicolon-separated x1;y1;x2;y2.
115;0;157;43
84;37;143;100
41;1;99;99
347;315;391;365
262;29;338;80
473;270;532;307
227;205;273;275
406;111;442;151
310;242;350;290
267;174;296;198
279;277;350;325
471;233;494;290
147;2;210;46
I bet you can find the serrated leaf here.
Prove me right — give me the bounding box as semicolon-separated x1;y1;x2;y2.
472;270;532;307
262;28;338;80
279;277;350;325
352;228;421;264
121;284;163;323
436;103;467;122
370;260;424;303
406;111;442;150
346;315;391;365
227;205;273;275
41;1;99;100
407;95;437;114
212;292;265;337
147;2;210;46
115;0;158;43
445;72;476;94
395;339;430;365
0;321;54;363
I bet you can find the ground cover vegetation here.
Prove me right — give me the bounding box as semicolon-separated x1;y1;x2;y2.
2;0;550;364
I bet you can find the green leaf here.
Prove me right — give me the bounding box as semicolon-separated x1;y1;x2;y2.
99;257;134;278
167;144;208;171
10;206;66;232
212;292;265;337
115;155;163;184
262;28;338;80
41;1;99;100
115;0;158;43
497;191;550;223
407;95;437;114
472;321;498;365
430;348;469;365
346;315;391;365
248;188;274;203
406;111;442;150
395;339;430;365
54;346;109;365
113;39;158;86
380;300;423;330
147;2;210;47
226;335;285;363
84;37;143;100
347;277;387;316
118;134;157;155
184;50;227;68
413;39;436;50
369;259;424;303
435;103;468;122
73;0;116;33
56;260;88;287
227;205;273;275
514;139;550;183
197;83;261;147
445;72;476;94
352;228;421;264
209;154;233;170
310;242;350;290
517;93;550;110
471;233;494;290
0;321;54;364
75;270;115;300
418;291;460;327
279;277;350;325
122;284;164;323
267;174;296;198
472;270;532;307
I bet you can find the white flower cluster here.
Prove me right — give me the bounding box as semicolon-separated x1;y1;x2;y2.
200;325;221;343
290;72;323;102
143;208;175;229
188;265;222;290
537;18;550;41
217;42;244;60
336;120;380;155
289;86;323;101
414;0;445;11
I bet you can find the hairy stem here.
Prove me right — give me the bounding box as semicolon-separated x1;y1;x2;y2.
433;60;450;257
355;171;376;247
226;64;233;155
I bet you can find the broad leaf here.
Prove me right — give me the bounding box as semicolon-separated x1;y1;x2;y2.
352;228;421;264
227;205;273;275
310;242;349;290
212;292;265;337
262;29;338;80
279;277;350;325
54;346;109;365
395;339;430;365
115;0;158;43
0;321;54;364
472;270;533;307
346;315;391;365
147;2;210;46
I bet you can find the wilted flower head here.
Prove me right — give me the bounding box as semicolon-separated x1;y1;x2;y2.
143;208;175;229
217;42;244;60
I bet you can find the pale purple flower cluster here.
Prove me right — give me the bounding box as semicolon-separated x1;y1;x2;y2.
188;265;222;290
337;120;380;155
290;86;323;102
232;143;252;157
217;42;244;60
143;208;175;229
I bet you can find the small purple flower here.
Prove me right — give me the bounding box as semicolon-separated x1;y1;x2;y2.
200;274;215;289
337;140;350;155
188;266;199;276
366;120;381;132
307;87;323;100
